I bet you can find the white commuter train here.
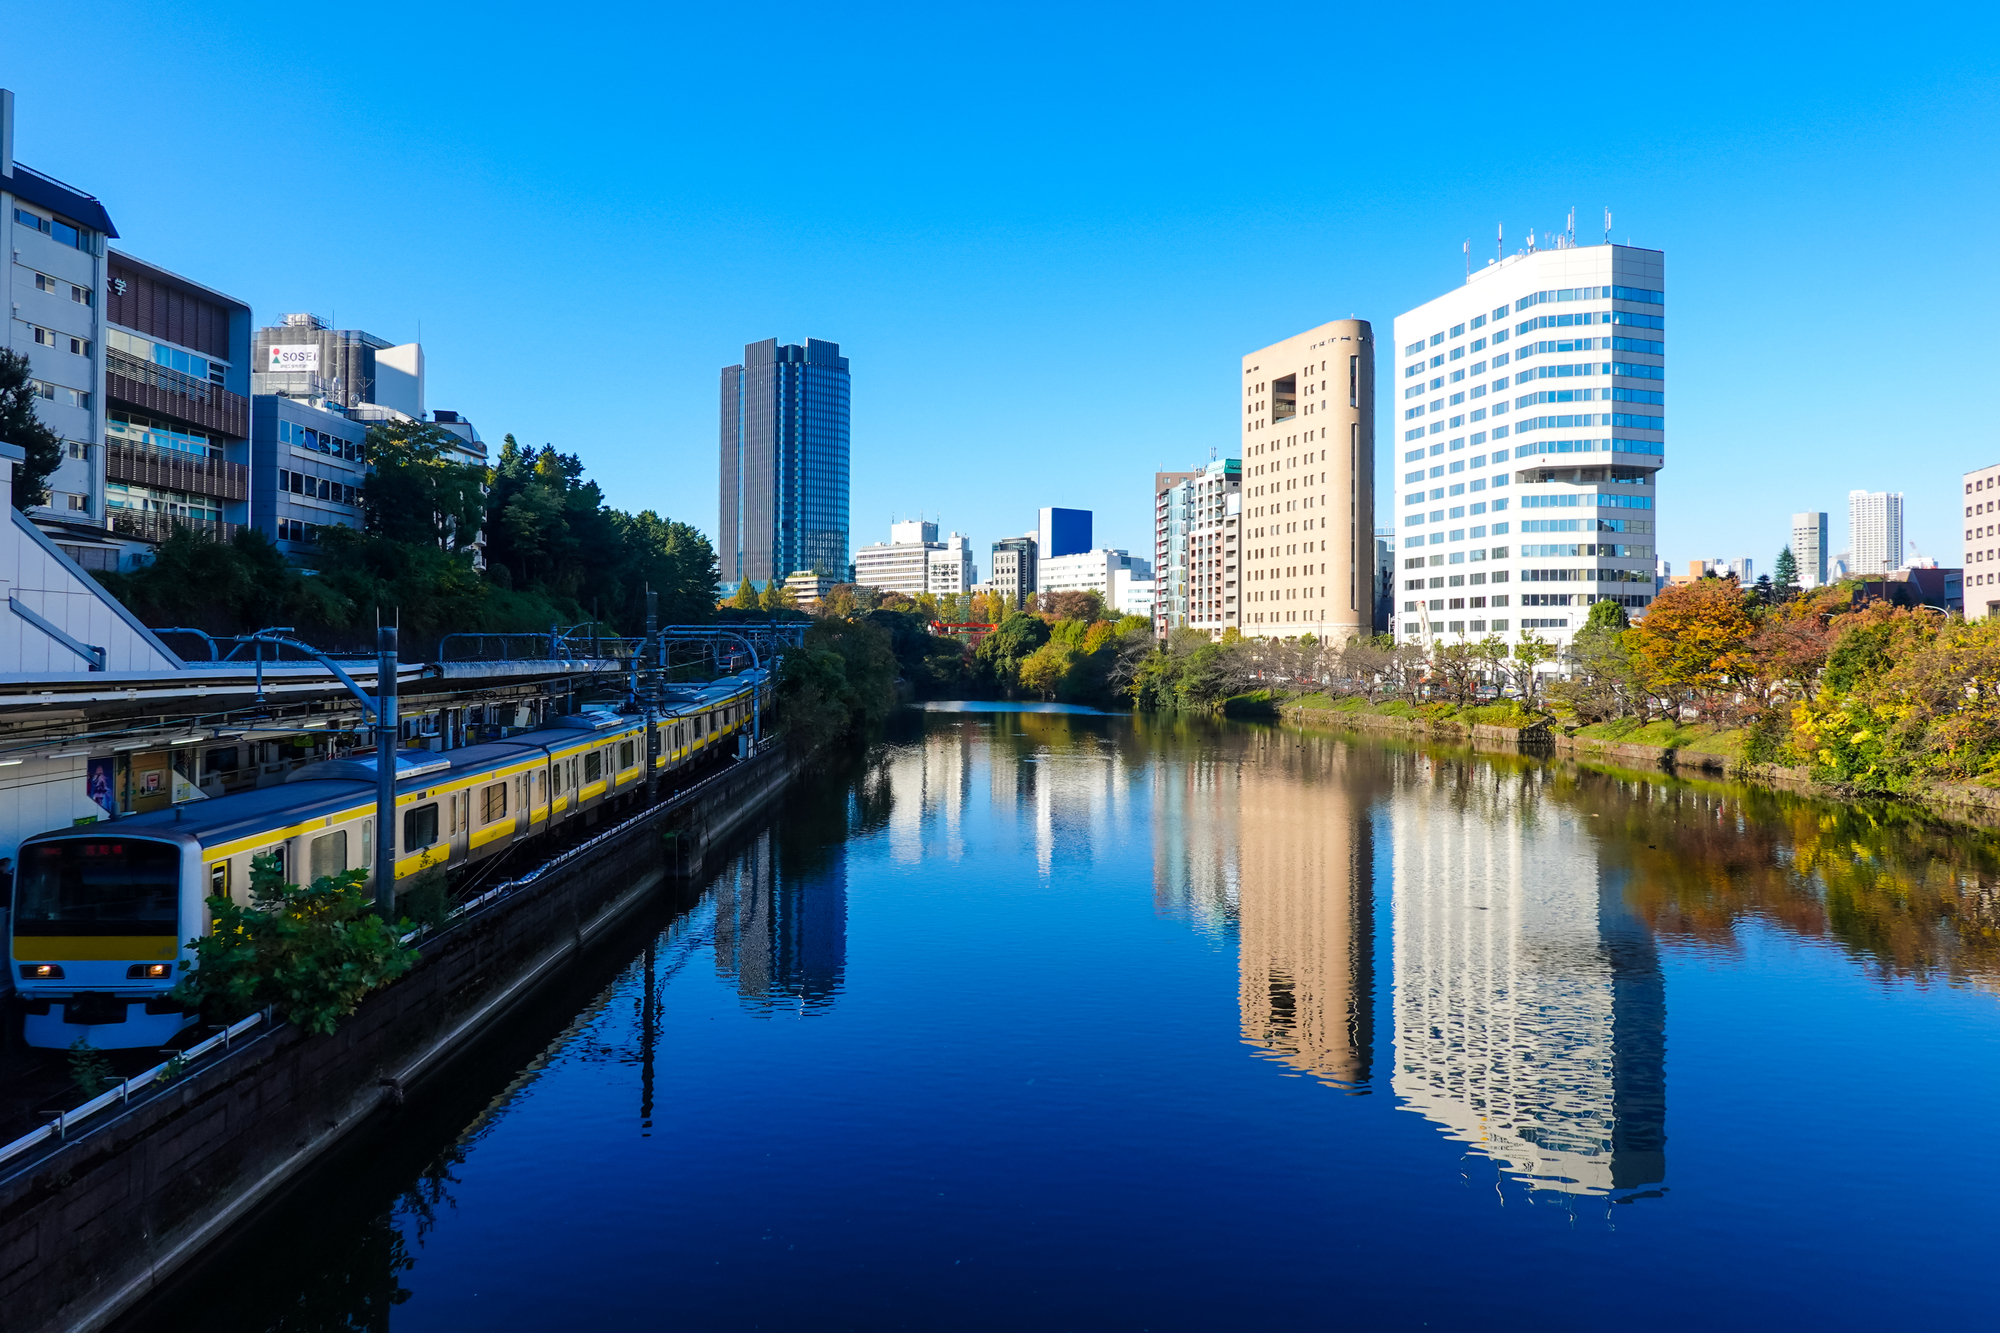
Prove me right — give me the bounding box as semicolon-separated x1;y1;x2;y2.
9;672;769;1049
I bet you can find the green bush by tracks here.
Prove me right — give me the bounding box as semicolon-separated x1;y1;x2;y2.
172;853;417;1035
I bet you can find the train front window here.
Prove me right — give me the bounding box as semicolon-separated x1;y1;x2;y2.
16;839;179;935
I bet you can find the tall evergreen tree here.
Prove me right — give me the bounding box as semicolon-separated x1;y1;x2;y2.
1774;545;1800;596
0;348;65;510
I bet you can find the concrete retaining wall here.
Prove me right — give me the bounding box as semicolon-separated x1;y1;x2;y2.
0;743;804;1333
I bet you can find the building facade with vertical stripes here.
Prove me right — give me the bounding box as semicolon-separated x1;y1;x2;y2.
719;337;850;592
1238;318;1374;642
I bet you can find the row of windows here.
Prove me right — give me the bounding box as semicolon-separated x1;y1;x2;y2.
1407;595;1513;611
1518;567;1654;582
1520;492;1653;509
1516;338;1613;357
1516;388;1608;406
1613;362;1664;380
1407;305;1515;355
1515;285;1662;311
29;270;92;306
277;518;320;545
1510;436;1664;458
107;329;227;386
1404;550;1510;570
1516;310;1665;334
1514;594;1652;608
1406;524;1511;546
13;207;88;251
1517;361;1607;381
1519;542;1652;558
29;379;89;409
28;324;89;357
278;419;362;460
1404;619;1516;634
1519;518;1652;534
108;410;212;457
278;469;361;507
1407;570;1506;589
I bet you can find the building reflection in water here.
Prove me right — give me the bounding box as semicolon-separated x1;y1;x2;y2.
712;828;847;1014
1390;763;1666;1195
1233;733;1374;1088
1150;731;1241;943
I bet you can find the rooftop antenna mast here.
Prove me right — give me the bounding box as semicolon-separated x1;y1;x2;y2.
1463;239;1470;279
1496;222;1503;261
1603;206;1612;243
1566;206;1575;247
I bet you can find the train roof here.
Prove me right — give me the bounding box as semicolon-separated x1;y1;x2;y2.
24;780;372;846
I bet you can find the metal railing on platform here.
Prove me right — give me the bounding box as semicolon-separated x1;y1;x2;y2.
0;1011;267;1168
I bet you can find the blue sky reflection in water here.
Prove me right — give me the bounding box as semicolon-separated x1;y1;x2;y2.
153;710;2000;1330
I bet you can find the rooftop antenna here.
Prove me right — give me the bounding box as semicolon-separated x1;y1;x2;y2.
1463;239;1470;279
1566;206;1575;246
1603;206;1612;243
1496;222;1503;261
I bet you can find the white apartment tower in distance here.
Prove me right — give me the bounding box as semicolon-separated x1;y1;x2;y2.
1392;241;1664;651
1790;511;1828;587
1847;489;1904;576
1240;319;1375;640
1962;463;1999;620
1154;460;1240;637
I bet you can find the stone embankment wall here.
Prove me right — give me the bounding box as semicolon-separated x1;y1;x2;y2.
0;743;804;1333
1280;702;1552;753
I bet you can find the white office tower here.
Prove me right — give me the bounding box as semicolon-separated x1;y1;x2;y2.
1791;511;1828;587
1391;772;1665;1195
1847;490;1904;576
1392;243;1663;652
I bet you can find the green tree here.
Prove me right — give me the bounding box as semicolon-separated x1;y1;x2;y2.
0;347;65;510
1774;545;1800;597
362;419;488;551
1510;631;1556;709
172;853;417;1035
729;578;760;610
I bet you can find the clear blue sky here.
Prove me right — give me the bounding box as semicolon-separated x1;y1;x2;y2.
12;2;1997;574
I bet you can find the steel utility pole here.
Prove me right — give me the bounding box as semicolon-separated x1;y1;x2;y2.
375;625;399;917
643;589;660;802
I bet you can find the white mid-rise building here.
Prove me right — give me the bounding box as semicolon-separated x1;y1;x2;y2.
1790;511;1828;587
1392;242;1664;653
925;532;975;595
852;518;939;596
1039;548;1148;601
1963;465;2000;619
1115;571;1155;620
1154;461;1240;637
1848;489;1904;576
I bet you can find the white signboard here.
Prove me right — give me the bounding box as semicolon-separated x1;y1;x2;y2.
267;344;320;374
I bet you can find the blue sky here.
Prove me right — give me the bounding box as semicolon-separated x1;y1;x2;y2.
11;2;1998;574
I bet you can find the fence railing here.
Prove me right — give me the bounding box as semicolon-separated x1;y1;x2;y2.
0;1011;266;1169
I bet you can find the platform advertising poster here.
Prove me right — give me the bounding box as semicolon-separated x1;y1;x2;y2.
86;757;117;816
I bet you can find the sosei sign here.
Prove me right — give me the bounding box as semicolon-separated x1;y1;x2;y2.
267;344;319;373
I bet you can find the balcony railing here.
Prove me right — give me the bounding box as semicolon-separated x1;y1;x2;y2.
105;440;248;502
105;351;249;439
109;509;240;545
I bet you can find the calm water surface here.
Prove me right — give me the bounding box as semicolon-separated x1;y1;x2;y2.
140;707;2000;1331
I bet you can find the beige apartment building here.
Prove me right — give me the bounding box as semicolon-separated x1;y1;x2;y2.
1966;462;2000;620
1239;318;1375;640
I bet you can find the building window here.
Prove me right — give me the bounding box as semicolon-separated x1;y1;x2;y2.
14;207;87;250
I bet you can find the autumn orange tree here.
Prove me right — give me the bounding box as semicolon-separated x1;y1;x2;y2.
1623;576;1757;718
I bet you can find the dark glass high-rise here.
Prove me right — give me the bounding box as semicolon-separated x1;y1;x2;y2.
719;338;851;590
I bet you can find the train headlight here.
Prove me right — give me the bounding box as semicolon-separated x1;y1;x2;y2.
127;963;174;980
20;964;63;981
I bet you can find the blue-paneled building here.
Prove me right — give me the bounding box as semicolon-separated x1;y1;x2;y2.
719;337;850;590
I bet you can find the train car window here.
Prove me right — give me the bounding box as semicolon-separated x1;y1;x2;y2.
203;747;239;775
268;845;287;881
310;831;348;881
362;819;372;867
619;740;635;770
694;715;704;736
481;781;507;823
210;861;229;897
584;750;603;784
17;839;180;933
404;804;440;849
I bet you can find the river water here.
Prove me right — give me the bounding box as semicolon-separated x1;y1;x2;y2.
134;704;2000;1331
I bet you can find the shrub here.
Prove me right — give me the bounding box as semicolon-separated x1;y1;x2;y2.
171;853;418;1035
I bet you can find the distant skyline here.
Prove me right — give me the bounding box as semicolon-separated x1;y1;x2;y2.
10;1;1996;571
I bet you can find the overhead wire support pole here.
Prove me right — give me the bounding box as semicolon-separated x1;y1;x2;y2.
225;626;403;917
